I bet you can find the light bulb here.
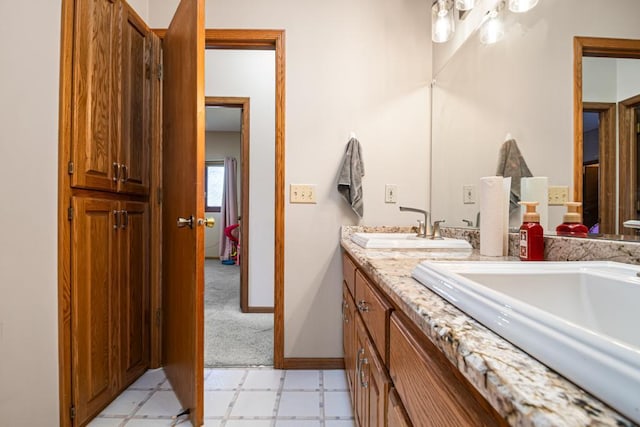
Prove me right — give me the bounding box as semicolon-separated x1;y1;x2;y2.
432;0;455;43
455;0;476;11
508;0;539;13
479;10;504;44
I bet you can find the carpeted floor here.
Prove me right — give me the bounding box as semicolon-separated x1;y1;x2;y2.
204;259;273;367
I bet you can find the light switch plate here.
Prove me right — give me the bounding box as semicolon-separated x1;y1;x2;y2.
463;185;476;204
290;184;316;204
385;184;398;203
548;185;569;206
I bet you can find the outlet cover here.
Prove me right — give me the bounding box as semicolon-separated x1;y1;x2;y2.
290;184;317;204
463;185;476;204
385;184;398;203
548;185;569;206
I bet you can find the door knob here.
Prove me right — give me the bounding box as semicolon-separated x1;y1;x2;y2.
198;217;215;228
177;216;194;229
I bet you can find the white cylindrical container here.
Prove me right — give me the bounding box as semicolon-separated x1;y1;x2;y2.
480;176;510;256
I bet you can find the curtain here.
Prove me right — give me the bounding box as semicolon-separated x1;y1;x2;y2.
219;157;238;260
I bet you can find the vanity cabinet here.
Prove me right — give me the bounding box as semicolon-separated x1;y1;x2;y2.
342;252;506;427
71;196;149;425
71;0;153;196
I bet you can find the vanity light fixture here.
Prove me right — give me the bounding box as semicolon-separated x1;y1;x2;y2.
508;0;539;13
432;0;455;43
479;2;505;44
455;0;476;11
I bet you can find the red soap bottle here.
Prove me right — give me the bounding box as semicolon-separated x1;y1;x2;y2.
556;202;588;238
519;202;544;261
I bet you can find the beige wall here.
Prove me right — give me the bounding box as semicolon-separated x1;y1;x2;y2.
148;0;432;357
205;131;242;258
0;1;61;424
431;0;640;231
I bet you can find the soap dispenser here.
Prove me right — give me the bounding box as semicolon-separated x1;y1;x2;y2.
519;201;544;261
556;202;588;238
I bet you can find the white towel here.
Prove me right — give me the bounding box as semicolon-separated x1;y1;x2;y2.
337;137;365;218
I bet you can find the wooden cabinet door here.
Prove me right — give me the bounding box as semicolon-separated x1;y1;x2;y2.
363;331;390;427
71;0;121;192
387;388;412;427
71;197;119;425
343;283;356;403
119;201;150;386
119;5;151;195
354;315;369;427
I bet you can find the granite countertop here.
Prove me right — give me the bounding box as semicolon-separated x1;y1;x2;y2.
341;225;636;427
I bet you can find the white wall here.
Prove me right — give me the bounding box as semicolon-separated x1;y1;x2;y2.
148;0;431;357
205;131;241;258
431;0;640;231
127;0;149;20
0;1;61;425
205;50;275;308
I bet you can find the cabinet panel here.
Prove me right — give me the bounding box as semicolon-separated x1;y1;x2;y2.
343;283;356;404
343;253;357;297
120;201;150;385
355;270;392;364
389;313;505;427
120;6;151;195
387;388;412;427
355;315;369;427
363;336;389;427
72;197;119;425
71;0;121;191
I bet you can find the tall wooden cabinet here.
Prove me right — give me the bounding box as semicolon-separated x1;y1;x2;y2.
66;0;158;424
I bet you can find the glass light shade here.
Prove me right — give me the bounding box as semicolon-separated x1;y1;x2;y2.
455;0;476;11
479;10;504;44
432;0;455;43
508;0;539;13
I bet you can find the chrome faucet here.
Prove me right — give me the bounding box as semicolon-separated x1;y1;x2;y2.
399;206;432;238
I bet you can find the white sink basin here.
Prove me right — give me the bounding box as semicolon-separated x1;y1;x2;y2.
412;261;640;423
350;233;472;249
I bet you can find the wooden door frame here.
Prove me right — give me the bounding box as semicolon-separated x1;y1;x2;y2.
619;94;640;233
582;102;616;233
204;96;256;313
573;36;640;234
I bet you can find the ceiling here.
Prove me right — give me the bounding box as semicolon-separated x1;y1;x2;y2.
205;106;242;132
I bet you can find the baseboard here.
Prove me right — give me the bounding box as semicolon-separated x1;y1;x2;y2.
282;358;345;370
205;256;220;260
244;306;274;314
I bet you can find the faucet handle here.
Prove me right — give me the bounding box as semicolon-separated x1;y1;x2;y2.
432;220;445;240
416;220;426;238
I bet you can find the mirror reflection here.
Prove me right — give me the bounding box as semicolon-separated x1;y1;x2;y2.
431;0;640;240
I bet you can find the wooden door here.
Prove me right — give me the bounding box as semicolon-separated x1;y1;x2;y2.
120;5;151;195
120;201;150;386
343;283;356;404
71;197;119;425
162;0;205;424
363;336;389;427
355;315;369;427
71;0;121;192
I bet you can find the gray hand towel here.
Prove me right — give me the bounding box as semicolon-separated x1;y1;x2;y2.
337;137;365;218
496;138;532;213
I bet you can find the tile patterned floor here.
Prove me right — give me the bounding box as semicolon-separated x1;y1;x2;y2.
89;368;355;427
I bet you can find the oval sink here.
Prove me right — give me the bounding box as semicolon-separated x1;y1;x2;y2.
350;232;472;249
412;261;640;423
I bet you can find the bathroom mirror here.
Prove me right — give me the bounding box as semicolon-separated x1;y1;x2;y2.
431;0;640;239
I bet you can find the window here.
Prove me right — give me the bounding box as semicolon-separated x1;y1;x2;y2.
205;161;224;212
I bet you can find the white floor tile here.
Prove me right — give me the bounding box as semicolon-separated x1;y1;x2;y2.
205;369;246;390
277;391;321;417
129;368;167;390
204;390;235;417
136;390;183;417
274;421;322;427
323;370;349;390
203;420;222;427
230;391;278;417
100;390;151;417
242;370;283;390
324;391;353;417
224;421;272;427
324;420;356;427
282;370;320;390
126;419;189;426
87;418;124;427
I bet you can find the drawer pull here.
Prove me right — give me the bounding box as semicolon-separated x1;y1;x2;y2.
356;348;365;377
357;300;369;312
360;357;369;388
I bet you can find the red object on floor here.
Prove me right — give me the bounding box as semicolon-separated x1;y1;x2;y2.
224;224;240;264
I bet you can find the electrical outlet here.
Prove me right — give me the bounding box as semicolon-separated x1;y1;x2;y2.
290;184;316;204
548;185;569;205
385;184;398;203
463;185;476;204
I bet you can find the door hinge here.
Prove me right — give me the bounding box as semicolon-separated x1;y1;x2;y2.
70;404;76;420
67;206;73;221
67;161;74;175
157;63;164;80
157;188;163;205
156;308;162;327
636;122;640;134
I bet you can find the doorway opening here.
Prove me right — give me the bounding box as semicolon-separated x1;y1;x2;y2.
619;94;640;235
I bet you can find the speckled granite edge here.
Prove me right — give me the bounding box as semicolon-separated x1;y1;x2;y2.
341;226;636;427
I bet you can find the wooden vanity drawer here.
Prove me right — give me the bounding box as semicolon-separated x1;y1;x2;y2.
342;253;357;297
355;270;392;364
389;312;506;427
